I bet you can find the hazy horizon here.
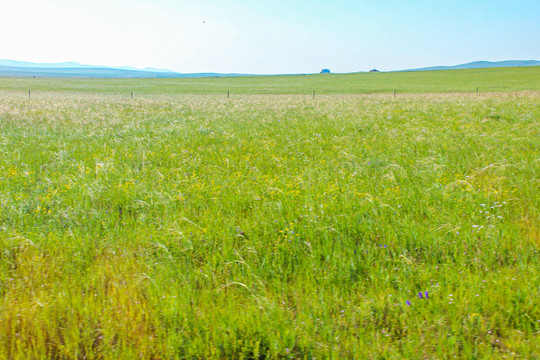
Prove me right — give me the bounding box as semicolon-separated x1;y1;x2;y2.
2;0;540;74
2;58;540;76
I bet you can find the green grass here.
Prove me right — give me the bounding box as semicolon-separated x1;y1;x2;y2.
1;66;540;96
0;73;539;359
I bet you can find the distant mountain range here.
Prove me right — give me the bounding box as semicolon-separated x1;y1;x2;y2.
0;59;174;73
0;59;250;78
0;59;539;78
407;60;540;72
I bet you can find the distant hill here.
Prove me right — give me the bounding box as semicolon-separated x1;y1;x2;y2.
3;59;539;78
409;60;540;72
0;60;251;78
0;59;176;73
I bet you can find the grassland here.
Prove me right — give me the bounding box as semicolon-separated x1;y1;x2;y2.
1;66;540;96
0;68;539;359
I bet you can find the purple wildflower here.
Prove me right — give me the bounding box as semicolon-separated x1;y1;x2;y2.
418;292;423;299
406;300;411;306
425;291;429;299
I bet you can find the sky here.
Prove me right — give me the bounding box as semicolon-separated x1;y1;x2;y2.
1;0;539;74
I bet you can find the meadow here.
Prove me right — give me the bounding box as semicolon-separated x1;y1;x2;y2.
0;68;539;359
2;65;540;96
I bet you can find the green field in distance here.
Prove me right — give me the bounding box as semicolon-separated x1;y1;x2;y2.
1;66;540;95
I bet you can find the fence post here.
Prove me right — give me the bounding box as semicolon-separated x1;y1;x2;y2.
227;91;230;98
28;90;31;99
313;90;315;100
131;91;133;99
394;90;396;98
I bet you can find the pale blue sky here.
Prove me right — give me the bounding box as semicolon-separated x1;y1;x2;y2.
2;0;539;73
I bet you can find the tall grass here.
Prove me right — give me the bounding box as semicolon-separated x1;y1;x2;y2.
0;92;538;359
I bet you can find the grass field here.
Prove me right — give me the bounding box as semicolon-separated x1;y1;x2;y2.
0;68;539;359
1;66;540;96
